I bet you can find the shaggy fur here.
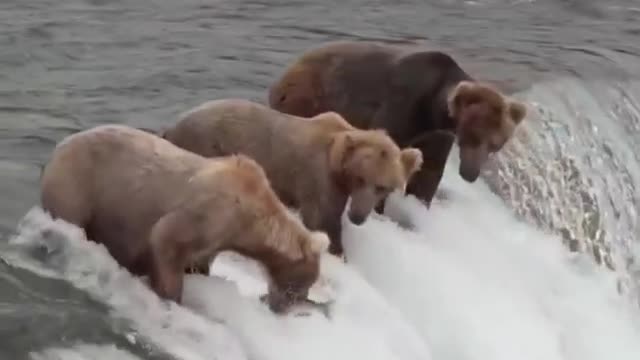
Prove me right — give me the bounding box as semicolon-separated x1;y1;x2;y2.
268;40;528;206
162;99;423;256
40;124;329;312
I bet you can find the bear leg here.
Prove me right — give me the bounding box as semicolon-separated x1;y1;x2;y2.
404;130;456;206
148;212;192;304
312;224;343;256
150;260;184;304
374;198;387;215
184;263;210;275
324;218;344;257
302;205;345;257
328;239;343;257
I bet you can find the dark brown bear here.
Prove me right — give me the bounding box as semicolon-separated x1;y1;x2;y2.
268;40;528;208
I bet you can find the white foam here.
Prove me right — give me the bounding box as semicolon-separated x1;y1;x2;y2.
5;141;640;360
4;207;431;360
4;208;249;360
184;254;430;360
343;157;640;360
29;344;143;360
488;79;640;288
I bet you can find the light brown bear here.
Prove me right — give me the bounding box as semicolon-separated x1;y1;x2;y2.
268;40;528;209
161;99;423;257
40;124;330;313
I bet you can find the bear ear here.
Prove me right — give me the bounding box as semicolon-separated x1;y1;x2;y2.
507;99;527;124
447;80;476;118
401;148;424;177
329;132;355;172
308;231;330;255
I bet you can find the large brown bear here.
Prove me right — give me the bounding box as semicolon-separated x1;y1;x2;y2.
162;99;423;257
40;124;330;313
268;40;528;208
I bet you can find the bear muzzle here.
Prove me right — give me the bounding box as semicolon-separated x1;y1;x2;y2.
458;145;488;182
348;211;368;225
347;189;378;225
459;165;480;182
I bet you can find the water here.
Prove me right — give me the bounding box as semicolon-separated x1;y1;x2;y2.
1;0;640;359
488;79;640;297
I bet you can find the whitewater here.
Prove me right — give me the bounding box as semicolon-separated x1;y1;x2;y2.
3;77;640;360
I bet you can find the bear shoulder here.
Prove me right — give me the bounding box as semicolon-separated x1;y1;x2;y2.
307;111;356;133
399;50;459;68
193;154;270;195
192;153;331;260
178;98;257;122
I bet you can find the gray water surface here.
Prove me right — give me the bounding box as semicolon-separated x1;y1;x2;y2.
1;0;640;358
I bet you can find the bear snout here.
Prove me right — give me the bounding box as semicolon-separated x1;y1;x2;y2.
347;211;368;225
262;290;292;314
458;145;488;183
459;165;480;182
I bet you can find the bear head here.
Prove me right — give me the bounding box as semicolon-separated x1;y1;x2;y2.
329;129;423;225
447;80;528;182
265;230;330;314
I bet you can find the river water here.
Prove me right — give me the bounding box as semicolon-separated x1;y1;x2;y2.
1;0;640;359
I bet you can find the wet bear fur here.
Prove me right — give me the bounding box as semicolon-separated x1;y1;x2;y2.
268;40;528;208
40;124;330;313
162;99;423;256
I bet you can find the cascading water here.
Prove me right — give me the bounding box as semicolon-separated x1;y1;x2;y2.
3;77;640;359
2;1;640;359
487;78;640;305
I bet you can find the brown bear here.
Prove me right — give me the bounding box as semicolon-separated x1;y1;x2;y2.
268;40;528;208
40;124;330;313
161;99;423;257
